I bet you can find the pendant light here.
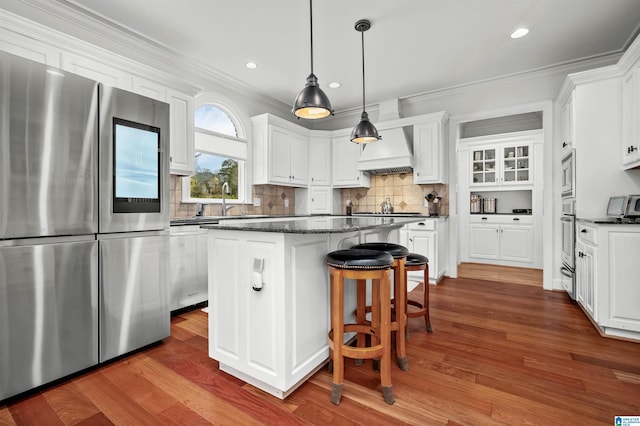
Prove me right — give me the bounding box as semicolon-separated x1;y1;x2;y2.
351;19;380;143
292;0;333;119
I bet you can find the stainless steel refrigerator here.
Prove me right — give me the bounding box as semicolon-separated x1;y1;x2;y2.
0;51;170;401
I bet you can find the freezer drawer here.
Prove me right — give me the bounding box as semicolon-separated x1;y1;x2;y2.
0;237;98;401
99;232;170;362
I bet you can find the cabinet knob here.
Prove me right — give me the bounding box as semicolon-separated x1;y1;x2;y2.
581;229;587;233
513;217;520;221
481;217;488;220
562;142;567;148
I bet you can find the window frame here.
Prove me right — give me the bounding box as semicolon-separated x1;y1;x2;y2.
181;100;249;205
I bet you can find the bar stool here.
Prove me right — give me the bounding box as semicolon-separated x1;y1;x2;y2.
405;253;432;333
326;248;395;405
351;242;409;371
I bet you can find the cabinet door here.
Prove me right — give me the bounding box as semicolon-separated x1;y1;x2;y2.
310;187;331;214
167;89;195;175
289;132;308;186
61;52;132;90
576;241;596;320
469;223;500;259
133;76;166;102
502;144;531;185
413;121;441;184
270;127;292;184
561;93;574;153
331;136;370;188
605;232;640;331
408;230;436;281
500;224;533;262
621;68;640;168
308;136;331;185
470;147;497;185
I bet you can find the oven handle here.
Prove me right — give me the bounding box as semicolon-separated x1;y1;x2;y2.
560;266;574;278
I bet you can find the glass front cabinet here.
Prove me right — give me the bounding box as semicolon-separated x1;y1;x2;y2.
471;143;531;186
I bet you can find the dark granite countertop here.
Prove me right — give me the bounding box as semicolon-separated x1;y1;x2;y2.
200;216;423;234
578;217;640;225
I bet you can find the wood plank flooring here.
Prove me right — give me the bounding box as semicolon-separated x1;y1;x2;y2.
2;274;640;425
457;262;543;287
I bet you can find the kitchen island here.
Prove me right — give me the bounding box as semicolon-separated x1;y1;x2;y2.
202;216;422;398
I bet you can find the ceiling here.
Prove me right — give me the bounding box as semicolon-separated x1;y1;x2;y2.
22;1;640;113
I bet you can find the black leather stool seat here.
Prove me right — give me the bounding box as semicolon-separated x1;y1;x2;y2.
351;242;409;259
326;249;394;270
406;253;428;266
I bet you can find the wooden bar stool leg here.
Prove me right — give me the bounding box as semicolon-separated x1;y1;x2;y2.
370;275;381;372
379;271;395;404
394;259;408;371
424;263;432;333
330;269;344;405
355;279;367;366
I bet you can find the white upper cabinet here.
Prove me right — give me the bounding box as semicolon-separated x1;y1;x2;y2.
469;139;532;187
167;89;195;175
252;114;308;188
308;135;331;186
331;133;370;188
560;91;575;155
133;76;167;102
61;52;132;91
622;64;640;168
413;114;448;184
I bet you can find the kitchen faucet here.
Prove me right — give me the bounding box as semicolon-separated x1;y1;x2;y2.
195;203;205;217
221;182;234;216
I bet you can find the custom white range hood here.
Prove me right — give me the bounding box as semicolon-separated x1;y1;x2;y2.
357;99;413;175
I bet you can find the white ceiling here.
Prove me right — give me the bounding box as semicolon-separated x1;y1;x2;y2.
28;1;640;113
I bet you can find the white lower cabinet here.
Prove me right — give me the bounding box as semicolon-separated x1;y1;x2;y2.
169;225;208;311
400;218;447;283
208;230;331;398
575;221;640;340
468;215;533;264
575;234;596;321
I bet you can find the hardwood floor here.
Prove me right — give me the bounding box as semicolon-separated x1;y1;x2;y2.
457;262;543;287
2;275;640;425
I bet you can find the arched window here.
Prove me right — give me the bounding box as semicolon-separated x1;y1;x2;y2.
182;102;247;204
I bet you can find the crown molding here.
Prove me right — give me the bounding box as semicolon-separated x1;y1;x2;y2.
5;0;289;113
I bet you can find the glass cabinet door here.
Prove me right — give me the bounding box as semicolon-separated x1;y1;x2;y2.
471;148;497;185
502;144;530;184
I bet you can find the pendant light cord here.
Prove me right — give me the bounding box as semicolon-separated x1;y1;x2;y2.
309;0;314;75
360;28;366;112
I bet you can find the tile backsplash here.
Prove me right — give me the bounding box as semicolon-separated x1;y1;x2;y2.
170;173;448;218
170;175;295;218
340;173;449;216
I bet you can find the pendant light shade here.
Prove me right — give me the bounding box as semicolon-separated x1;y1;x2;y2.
351;19;380;143
292;0;333;119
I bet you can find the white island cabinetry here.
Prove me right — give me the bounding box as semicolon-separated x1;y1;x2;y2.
206;216;418;398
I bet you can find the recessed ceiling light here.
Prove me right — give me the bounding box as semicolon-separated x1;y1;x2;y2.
328;82;341;89
510;28;529;39
246;62;257;69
